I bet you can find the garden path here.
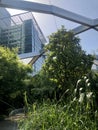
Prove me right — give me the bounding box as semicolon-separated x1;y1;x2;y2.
0;120;17;130
0;114;25;130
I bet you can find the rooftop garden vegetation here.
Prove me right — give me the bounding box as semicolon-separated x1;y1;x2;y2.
0;27;98;129
18;27;98;129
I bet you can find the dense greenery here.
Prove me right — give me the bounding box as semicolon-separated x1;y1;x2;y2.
1;27;98;129
18;99;98;130
18;72;98;130
29;27;94;102
18;27;98;129
0;47;32;114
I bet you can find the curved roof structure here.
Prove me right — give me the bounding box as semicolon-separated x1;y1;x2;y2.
0;0;98;35
0;0;98;68
0;0;98;54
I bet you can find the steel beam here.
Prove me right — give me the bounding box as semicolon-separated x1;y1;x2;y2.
1;0;98;35
72;25;91;35
93;18;98;26
72;18;98;35
52;6;93;26
0;0;93;26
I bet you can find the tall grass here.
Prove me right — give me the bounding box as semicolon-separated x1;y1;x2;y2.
18;100;98;130
18;76;98;130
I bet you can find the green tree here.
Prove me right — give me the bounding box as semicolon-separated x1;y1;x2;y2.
0;47;32;114
42;27;94;100
28;71;56;102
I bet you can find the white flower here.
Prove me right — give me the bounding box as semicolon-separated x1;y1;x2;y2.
84;76;87;79
79;87;83;91
74;88;77;93
86;79;89;83
87;83;90;87
87;92;93;99
53;56;56;60
77;79;81;84
73;97;76;102
79;93;85;103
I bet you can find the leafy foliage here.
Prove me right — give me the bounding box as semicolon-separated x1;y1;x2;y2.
24;72;56;103
0;47;32;114
18;27;98;129
41;27;94;100
87;71;98;109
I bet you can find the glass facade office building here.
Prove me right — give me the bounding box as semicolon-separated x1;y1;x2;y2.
0;20;33;54
0;10;46;73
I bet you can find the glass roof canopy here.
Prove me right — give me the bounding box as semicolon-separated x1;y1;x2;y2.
0;11;46;44
0;0;98;53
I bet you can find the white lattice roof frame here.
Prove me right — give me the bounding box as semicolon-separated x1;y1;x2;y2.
0;0;98;35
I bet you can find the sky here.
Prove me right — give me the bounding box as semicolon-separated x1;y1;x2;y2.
6;0;98;54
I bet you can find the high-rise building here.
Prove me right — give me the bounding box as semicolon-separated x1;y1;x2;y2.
0;9;46;74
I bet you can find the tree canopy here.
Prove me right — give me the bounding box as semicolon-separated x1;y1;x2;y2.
41;27;94;100
0;47;32;114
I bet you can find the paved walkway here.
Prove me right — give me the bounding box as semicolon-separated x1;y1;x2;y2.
0;120;17;130
0;114;25;130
